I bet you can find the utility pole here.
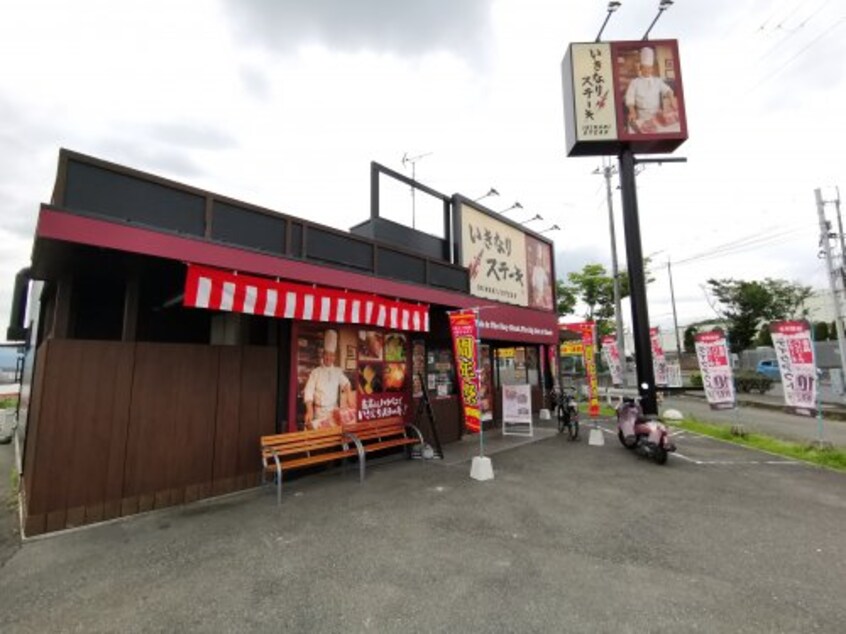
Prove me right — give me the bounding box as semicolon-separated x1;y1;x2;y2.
600;158;627;386
834;188;846;289
816;188;846;391
667;257;682;361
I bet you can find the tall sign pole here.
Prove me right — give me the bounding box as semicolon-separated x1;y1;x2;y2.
561;38;689;420
619;148;658;416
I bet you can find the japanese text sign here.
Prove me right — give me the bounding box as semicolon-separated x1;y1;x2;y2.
694;329;735;410
461;204;529;307
567;43;618;143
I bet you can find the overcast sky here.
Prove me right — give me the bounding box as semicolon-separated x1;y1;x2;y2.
1;0;844;341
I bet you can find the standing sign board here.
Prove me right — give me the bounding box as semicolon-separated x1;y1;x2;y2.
770;320;818;417
694;329;735;410
502;384;533;437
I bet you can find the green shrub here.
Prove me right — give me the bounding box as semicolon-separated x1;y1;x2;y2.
735;371;772;394
686;370;771;393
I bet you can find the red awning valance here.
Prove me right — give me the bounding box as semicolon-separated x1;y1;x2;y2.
183;264;430;332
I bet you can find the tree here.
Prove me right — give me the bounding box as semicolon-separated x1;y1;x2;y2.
683;325;698;353
555;279;577;317
706;278;812;352
557;261;652;338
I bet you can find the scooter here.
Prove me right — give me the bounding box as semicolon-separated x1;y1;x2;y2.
616;397;676;464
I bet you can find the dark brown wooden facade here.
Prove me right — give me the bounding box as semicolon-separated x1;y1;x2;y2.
22;340;276;536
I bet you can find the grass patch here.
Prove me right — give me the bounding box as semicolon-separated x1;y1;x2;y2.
670;417;846;472
7;468;19;504
576;402;617;417
0;397;16;410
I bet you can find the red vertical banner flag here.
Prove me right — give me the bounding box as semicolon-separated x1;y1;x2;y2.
770;320;818;417
561;322;600;417
449;310;482;433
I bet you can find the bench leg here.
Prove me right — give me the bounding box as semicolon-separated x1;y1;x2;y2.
273;455;283;506
347;436;365;483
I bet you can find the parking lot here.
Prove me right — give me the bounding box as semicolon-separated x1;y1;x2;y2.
1;425;844;632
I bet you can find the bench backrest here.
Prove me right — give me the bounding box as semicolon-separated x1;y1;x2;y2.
344;420;410;442
261;427;347;460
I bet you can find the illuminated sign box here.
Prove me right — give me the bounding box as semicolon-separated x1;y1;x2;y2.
562;39;688;156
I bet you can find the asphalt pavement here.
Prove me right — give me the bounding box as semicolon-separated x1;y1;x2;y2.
1;422;844;633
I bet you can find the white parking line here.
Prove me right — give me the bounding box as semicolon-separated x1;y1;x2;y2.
594;425;800;466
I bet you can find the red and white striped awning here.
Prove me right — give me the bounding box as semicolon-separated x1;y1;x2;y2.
184;264;429;332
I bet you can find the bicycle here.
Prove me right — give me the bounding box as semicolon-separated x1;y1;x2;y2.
550;387;579;440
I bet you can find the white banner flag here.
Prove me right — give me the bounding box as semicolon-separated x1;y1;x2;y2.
770;320;817;417
694;329;735;410
601;334;623;386
651;327;668;386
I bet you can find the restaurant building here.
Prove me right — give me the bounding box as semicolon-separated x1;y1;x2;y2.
9;149;558;535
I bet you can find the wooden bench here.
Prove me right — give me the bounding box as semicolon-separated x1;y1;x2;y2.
260;427;364;505
344;420;424;458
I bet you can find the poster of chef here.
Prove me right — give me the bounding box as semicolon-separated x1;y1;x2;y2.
612;40;686;140
296;324;410;430
694;329;735;410
770;320;818;416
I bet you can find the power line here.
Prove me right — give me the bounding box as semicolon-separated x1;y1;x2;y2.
753;17;845;89
753;0;834;66
674;224;804;262
675;230;815;266
674;224;814;266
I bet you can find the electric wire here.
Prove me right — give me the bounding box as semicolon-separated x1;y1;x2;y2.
674;225;815;266
753;0;834;66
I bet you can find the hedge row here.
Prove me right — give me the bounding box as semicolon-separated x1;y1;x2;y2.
689;371;773;394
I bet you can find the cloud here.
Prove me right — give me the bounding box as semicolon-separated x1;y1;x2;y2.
143;122;238;151
554;244;609;281
222;0;494;64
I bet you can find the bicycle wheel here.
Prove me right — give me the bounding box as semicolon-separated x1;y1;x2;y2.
568;415;579;441
557;404;567;433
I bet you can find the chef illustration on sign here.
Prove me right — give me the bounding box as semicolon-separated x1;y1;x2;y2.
303;328;355;429
624;46;679;134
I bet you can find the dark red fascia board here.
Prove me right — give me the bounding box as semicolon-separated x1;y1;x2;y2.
35;206;558;343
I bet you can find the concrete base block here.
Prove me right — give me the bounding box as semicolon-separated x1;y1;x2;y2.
470;456;494;481
539;408;551;420
662;408;684;421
